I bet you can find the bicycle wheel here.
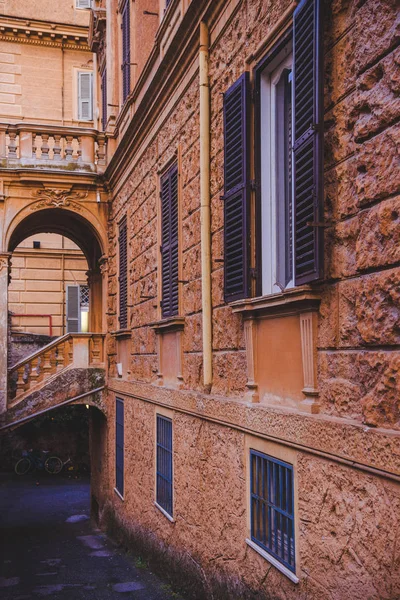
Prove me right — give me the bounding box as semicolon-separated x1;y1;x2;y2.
15;457;32;475
45;456;63;475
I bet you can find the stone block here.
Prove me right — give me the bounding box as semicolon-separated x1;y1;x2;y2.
25;280;61;292
183;313;203;353
25;303;61;315
212;350;247;396
182;278;202;315
20;291;62;303
318;284;339;349
212;306;244;352
356;195;400;271
325;216;359;279
211;268;224;309
325;156;359;219
182;209;201;252
25;257;61;270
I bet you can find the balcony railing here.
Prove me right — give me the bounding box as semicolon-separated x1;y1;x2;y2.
0;123;107;174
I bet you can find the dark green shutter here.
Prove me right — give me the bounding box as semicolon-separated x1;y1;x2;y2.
118;217;128;329
66;285;79;333
223;73;251;302
293;0;324;284
121;0;130;102
160;164;179;318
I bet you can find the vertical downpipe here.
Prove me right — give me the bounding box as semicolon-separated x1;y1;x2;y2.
199;22;212;392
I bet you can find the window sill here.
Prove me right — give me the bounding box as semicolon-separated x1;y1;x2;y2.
230;286;321;318
150;316;185;333
112;329;131;340
114;487;124;502
154;502;174;523
246;538;299;584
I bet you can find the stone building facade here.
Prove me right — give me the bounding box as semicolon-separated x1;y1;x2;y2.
0;0;399;598
86;0;400;598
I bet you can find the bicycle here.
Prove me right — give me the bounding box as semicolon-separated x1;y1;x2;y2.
14;450;70;476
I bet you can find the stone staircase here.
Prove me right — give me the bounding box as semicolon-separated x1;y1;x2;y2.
1;333;106;430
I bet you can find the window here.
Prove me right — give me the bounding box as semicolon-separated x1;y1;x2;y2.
115;399;124;497
250;450;295;573
160;164;179;318
77;71;93;121
66;284;90;333
76;0;91;9
223;0;323;302
101;68;107;132
156;415;173;518
121;0;131;102
118;217;128;330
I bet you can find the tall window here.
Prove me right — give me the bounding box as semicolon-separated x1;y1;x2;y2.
115;399;124;497
121;0;131;102
101;68;107;132
223;0;323;301
77;71;93;121
250;450;295;573
156;415;173;518
118;217;128;330
160;164;179;318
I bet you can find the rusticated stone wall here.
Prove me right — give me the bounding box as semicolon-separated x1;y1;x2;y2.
100;0;400;597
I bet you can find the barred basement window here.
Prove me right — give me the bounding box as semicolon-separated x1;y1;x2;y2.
156;415;173;518
118;217;128;330
115;399;124;497
160;163;179;318
250;450;295;573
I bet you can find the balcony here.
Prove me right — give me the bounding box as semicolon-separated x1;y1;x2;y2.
0;123;107;174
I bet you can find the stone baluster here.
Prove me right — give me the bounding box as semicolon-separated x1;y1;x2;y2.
49;348;57;374
16;366;25;396
41;351;52;379
32;133;37;158
67;338;74;364
56;342;65;371
30;357;40;386
65;135;74;161
53;134;62;161
8;130;18;158
41;133;50;160
24;363;31;392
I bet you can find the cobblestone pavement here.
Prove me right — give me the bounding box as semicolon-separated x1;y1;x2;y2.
0;474;183;599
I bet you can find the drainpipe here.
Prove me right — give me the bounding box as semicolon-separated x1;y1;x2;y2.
199;22;212;393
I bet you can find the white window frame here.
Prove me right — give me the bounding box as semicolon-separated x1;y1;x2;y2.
77;70;94;122
260;44;293;296
76;0;92;9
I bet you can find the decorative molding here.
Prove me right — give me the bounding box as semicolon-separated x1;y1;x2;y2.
0;254;10;275
299;312;320;414
99;255;109;275
244;318;259;403
0;16;89;51
30;189;88;211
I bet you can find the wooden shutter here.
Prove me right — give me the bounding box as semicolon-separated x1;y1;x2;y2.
101;68;107;131
293;0;323;285
78;72;93;121
160;164;179;318
118;218;128;329
121;0;131;102
223;73;251;303
66;285;80;333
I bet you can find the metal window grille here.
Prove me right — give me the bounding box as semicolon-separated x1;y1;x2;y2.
156;415;173;517
115;399;124;496
80;285;89;308
250;450;295;572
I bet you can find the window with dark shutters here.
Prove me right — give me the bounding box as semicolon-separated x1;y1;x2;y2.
223;72;251;303
293;0;323;285
115;399;124;497
66;285;79;333
121;0;130;102
101;68;107;131
160;164;179;318
118;217;128;329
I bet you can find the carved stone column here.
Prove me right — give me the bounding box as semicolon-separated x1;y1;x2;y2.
0;254;10;414
299;311;320;414
244;317;259;403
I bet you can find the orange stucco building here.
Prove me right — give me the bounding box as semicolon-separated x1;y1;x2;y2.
0;0;399;598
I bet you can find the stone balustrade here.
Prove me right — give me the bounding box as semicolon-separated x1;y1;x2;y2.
8;333;105;405
0;123;107;173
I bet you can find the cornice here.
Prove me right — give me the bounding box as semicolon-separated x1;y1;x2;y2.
0;14;89;50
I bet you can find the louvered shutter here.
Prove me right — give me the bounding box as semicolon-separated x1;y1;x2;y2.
77;0;91;8
118;218;128;329
78;72;93;121
66;285;80;333
293;0;323;285
223;73;251;303
115;399;124;496
160;164;179;318
121;0;131;102
101;68;107;131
